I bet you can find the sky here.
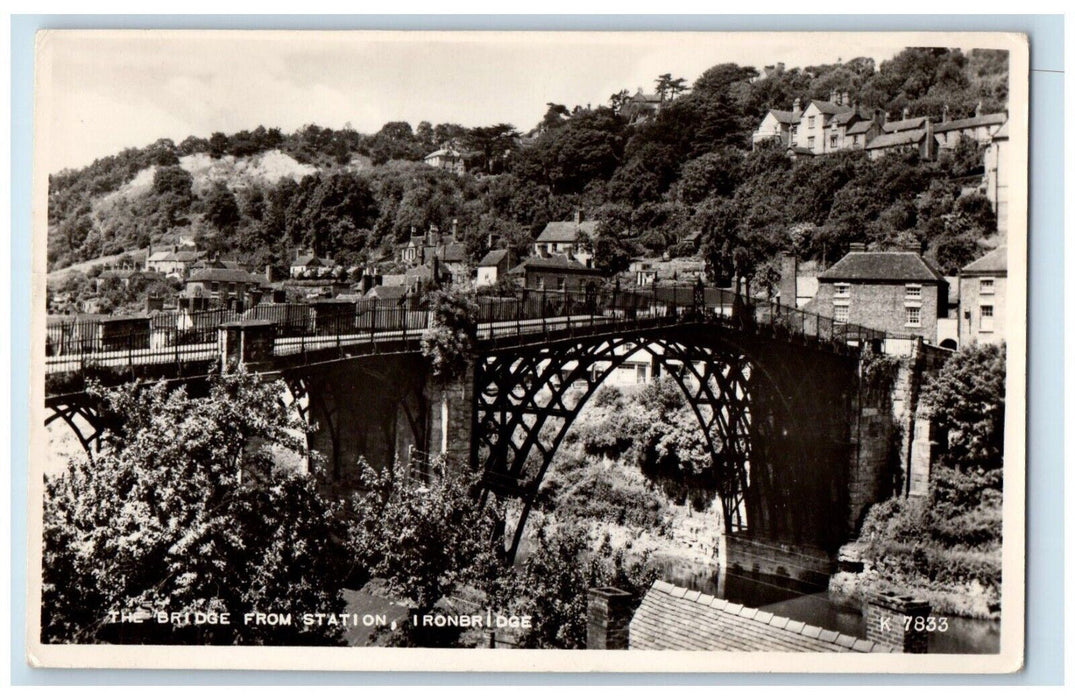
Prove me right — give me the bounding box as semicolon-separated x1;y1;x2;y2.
35;31;991;174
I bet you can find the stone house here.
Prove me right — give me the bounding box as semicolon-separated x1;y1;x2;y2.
813;244;947;341
475;249;512;287
983;122;1011;234
183;268;269;306
145;248;205;279
958;246;1007;346
507;255;606;293
423;147;467;175
752;102;801;149
289;251;336;279
533;211;598;267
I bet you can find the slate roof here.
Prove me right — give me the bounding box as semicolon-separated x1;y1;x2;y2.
365;284;409;302
933;113;1006;133
769;109;799;125
441;243;468;263
629;581;893;652
187;268;267;285
424;148;462;160
536;220;599;243
818;250;946;282
477;249;510;267
883;117;928;133
808;100;853;116
961;246;1007;275
846;120;877;135
866;129;927;150
292;254;319;267
509;255;592;274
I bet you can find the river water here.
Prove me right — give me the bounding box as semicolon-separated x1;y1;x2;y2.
660;558;1000;654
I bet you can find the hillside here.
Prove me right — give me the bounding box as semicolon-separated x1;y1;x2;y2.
46;47;1008;285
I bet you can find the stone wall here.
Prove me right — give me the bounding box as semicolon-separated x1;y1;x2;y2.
847;339;952;532
719;533;834;589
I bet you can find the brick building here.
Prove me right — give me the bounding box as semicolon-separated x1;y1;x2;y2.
813;244;947;341
958;246;1007;346
507;254;606;292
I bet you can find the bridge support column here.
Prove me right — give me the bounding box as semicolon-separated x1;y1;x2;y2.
427;363;474;466
718;532;834;589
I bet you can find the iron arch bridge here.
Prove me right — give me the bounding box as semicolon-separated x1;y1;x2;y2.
471;319;862;562
44;284;886;561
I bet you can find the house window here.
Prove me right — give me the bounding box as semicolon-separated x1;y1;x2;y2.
980;304;994;332
829;134;838;149
808;116;815;128
980;278;995;295
834;283;850;298
905;307;921;327
833;305;849;323
636;364;648;384
808;136;815;148
905;284;922;299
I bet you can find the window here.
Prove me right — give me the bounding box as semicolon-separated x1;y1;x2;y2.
905;307;921;327
833;305;849;323
808;116;815;128
829;134;838;148
834;283;850;298
905;284;922;299
636;364;648;384
980;304;994;332
980;278;995;295
808;136;815;148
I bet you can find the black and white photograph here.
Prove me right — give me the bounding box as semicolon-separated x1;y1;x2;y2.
28;29;1028;672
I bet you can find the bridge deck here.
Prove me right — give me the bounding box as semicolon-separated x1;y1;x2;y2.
45;286;889;389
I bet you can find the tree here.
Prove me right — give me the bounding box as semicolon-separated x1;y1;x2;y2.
41;371;352;645
421;288;479;382
922;343;1006;512
591;224;635;274
208;131;229;159
204;183;241;233
347;456;497;646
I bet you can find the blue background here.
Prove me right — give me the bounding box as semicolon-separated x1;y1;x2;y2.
9;13;1065;685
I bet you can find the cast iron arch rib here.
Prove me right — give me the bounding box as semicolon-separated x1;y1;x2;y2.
474;331;763;562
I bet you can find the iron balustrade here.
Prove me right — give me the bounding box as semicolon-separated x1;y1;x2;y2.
45;286;888;377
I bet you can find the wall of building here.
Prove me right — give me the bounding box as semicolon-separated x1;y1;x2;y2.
959;274;1007;346
815;280;942;340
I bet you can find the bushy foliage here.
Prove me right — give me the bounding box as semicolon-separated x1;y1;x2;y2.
421;288;479;382
41;370;352;645
488;522;657;649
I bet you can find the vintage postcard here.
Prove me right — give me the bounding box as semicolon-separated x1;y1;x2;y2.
27;29;1028;673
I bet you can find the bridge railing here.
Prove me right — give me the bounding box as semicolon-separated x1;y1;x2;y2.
46;284;889;375
474;285;887;351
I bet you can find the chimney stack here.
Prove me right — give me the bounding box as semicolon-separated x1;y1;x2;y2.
842;91;850;107
902;107;911;120
586;587;633;650
975;100;983;117
452;218;458;240
575;210;582;227
942;104;949;123
265;264;273;283
792;97;802;116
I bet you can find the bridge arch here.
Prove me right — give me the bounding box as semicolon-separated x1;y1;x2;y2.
472;328;822;562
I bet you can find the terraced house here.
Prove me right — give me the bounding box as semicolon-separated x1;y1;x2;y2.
753;93;1007;163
